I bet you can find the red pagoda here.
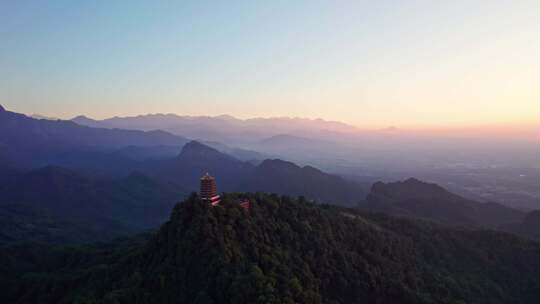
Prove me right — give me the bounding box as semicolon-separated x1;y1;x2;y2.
199;173;250;210
200;173;221;206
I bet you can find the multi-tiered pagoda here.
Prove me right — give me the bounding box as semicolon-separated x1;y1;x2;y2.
199;173;250;210
200;173;221;206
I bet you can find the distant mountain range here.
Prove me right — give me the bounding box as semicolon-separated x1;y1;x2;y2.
69;112;363;165
4;104;540;244
58;107;540;214
0;105;188;170
30;114;59;120
6;106;540;302
71;112;359;144
0;141;368;245
0;106;373;245
1;106;369;206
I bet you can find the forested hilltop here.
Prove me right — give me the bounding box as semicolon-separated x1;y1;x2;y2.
3;193;540;304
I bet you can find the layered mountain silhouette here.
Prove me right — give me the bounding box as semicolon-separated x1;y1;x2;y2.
148;141;367;206
5;193;540;303
201;140;266;162
150;140;253;191
5;105;540;244
244;159;364;204
2;106;367;206
360;178;525;228
0;106;188;169
5;105;540;302
71;113;359;144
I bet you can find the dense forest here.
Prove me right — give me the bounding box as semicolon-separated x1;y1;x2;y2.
3;193;540;304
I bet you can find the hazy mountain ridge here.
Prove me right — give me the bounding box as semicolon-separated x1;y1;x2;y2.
71;112;360;145
71;108;540;212
1;107;369;208
30;114;59;120
0;106;188;169
201;140;267;162
0;166;186;244
72;113;359;133
245;159;366;205
4;106;540;241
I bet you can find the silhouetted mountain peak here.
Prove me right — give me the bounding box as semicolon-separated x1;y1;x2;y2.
366;178;470;215
182;140;214;151
403;177;422;183
72;115;88;120
302;165;323;173
257;160;327;176
246;159;365;206
178;140;236;161
71;115;98;126
371;178;449;199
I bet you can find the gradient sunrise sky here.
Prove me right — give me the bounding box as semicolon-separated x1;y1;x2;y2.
1;1;539;128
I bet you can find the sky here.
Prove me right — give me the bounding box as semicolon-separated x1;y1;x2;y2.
1;1;539;128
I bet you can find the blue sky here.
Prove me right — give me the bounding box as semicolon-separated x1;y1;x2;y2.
1;1;539;127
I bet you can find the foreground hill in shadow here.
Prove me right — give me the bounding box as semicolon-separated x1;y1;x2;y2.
4;193;540;303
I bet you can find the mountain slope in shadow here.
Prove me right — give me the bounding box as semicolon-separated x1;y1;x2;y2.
0;106;188;170
360;178;525;227
0;166;185;244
